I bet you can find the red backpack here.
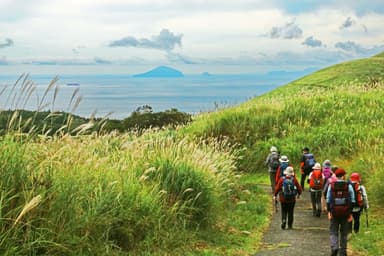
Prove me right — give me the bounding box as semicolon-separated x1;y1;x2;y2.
351;182;364;208
330;181;351;218
309;170;324;190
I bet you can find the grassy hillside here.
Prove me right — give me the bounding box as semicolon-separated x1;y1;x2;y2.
1;53;383;255
183;52;384;255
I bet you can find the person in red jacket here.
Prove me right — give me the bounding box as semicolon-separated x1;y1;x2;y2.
274;166;302;229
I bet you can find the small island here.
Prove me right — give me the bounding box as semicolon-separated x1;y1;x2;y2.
133;66;184;78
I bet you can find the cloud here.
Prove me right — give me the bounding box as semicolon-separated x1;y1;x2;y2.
335;41;384;55
109;29;183;51
269;20;303;39
340;17;355;30
0;38;14;48
302;36;323;48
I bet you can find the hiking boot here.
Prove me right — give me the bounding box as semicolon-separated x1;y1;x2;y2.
287;225;293;230
281;222;286;230
331;249;338;256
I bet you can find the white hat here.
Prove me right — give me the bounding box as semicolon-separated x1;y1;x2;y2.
279;155;289;163
270;146;277;152
284;166;294;176
312;163;321;170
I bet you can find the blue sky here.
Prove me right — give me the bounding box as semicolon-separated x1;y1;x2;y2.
0;0;384;75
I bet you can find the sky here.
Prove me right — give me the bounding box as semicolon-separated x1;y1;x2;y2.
1;0;384;75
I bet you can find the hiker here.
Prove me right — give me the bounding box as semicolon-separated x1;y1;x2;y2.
265;146;280;194
308;162;325;217
326;168;355;256
348;172;369;233
274;166;302;230
321;160;333;213
300;147;316;190
274;155;291;184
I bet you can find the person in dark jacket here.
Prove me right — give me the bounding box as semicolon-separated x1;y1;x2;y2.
274;166;302;230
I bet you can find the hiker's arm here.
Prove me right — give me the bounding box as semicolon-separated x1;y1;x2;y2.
348;184;356;204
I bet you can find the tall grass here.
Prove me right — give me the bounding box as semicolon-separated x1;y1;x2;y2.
0;130;239;255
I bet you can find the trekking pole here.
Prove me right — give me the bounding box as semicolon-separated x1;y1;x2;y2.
365;208;369;228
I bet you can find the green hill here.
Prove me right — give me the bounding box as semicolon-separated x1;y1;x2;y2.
182;52;384;255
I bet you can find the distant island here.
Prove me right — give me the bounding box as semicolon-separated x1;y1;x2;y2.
133;66;184;78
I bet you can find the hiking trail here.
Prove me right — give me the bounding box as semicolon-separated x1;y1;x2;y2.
254;186;359;256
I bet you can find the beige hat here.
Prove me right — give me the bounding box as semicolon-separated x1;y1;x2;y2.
312;163;321;170
279;155;289;163
284;166;294;176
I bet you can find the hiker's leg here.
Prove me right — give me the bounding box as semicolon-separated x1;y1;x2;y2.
300;172;306;189
281;202;287;229
315;191;322;216
287;202;295;228
329;218;340;252
339;217;349;256
353;211;361;233
270;172;276;194
310;191;317;216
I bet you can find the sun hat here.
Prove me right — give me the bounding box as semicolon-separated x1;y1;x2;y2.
284;166;294;176
279;155;289;163
312;163;322;170
322;159;331;167
335;168;346;177
270;146;278;152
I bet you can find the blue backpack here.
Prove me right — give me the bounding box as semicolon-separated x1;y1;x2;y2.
303;153;315;173
279;162;289;178
282;177;297;200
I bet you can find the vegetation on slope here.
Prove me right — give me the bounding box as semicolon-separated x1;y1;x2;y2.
183;52;384;255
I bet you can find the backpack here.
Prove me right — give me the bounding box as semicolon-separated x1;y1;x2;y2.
322;166;332;180
303;153;315;173
309;170;324;190
282;177;297;200
330;181;351;218
351;181;364;208
269;152;280;171
279;162;289;178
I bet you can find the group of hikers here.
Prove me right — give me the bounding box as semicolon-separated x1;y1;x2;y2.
266;146;369;256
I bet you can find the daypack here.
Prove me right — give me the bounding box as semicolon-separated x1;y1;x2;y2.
269;152;280;171
309;170;324;190
282;177;297;200
322;166;332;180
330;181;351;218
351;181;364;208
303;153;315;172
279;162;289;178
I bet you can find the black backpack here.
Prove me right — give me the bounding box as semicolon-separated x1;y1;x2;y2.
269;152;280;171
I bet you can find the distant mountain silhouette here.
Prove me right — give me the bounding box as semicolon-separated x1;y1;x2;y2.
133;66;184;78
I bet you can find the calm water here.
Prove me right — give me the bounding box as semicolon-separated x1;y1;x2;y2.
0;74;295;119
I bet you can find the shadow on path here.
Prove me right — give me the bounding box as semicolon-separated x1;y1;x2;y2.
254;186;330;256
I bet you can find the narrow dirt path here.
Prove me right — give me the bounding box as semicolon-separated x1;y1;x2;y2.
254;187;331;256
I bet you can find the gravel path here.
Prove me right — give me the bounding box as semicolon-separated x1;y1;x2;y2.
254;187;333;256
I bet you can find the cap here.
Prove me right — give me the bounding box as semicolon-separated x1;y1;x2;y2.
350;172;361;182
270;146;278;152
335;168;346;177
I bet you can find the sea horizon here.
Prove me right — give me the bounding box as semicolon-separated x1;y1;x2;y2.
0;72;310;120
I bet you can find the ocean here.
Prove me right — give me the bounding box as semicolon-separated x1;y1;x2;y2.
0;73;300;120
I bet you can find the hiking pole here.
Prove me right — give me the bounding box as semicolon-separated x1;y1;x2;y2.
365;208;369;228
